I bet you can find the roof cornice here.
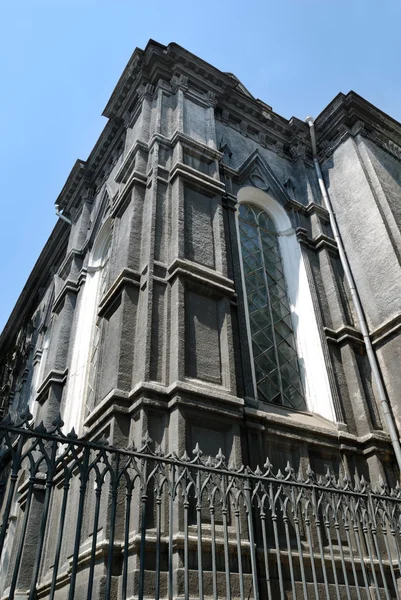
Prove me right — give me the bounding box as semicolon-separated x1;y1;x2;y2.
314;91;401;161
53;45;401;229
0;221;69;361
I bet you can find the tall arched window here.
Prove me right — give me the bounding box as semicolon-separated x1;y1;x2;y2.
238;203;306;410
62;217;112;434
85;230;111;415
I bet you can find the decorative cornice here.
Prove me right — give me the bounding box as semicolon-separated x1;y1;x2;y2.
0;221;69;362
57;45;401;220
289;141;307;161
364;130;401;164
315;92;401;162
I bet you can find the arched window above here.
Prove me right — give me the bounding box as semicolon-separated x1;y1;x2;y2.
62;217;112;435
236;186;336;423
238;203;306;410
85;221;112;415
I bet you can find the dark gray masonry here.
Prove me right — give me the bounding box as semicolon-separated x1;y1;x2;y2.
1;40;401;599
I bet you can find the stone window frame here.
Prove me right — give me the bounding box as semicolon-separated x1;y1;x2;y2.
85;222;112;416
62;217;112;435
235;186;336;422
238;202;306;410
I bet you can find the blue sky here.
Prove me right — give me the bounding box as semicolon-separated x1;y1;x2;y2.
1;0;400;332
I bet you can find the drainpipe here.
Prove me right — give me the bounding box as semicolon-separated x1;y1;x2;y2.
55;205;72;225
305;116;401;473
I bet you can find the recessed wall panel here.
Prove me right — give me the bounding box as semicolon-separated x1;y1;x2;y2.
184;98;208;144
154;182;168;263
150;282;166;383
185;289;221;383
184;188;215;268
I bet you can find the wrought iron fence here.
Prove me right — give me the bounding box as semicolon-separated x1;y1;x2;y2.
0;414;401;600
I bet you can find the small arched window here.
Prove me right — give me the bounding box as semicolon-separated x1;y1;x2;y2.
238;203;306;410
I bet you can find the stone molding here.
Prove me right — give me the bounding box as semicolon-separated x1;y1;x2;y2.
244;405;392;457
55;43;401;221
83;381;244;431
324;325;364;348
36;369;68;405
82;383;393;460
316;94;401;162
167;260;235;297
114;139;148;183
304;202;330;220
297;228;339;255
370;312;401;347
169;162;225;194
57;247;86;280
169;130;223;160
168;258;234;290
52;279;80;314
98;268;140;318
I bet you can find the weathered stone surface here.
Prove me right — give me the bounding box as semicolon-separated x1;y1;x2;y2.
2;38;401;599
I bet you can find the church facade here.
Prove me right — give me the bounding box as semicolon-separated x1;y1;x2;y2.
1;40;401;599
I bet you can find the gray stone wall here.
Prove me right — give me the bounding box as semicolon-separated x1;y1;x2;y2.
1;41;401;498
4;40;401;600
322;131;401;446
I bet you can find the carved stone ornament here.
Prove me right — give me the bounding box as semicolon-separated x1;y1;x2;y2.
82;187;95;203
290;142;307;160
258;132;267;146
126;56;139;78
249;172;269;191
221;109;230;123
240;122;248;136
123;110;132;128
137;82;155;100
207;91;218;107
386;140;401;160
170;74;189;92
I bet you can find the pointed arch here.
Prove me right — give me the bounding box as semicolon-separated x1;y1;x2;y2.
236;150;294;209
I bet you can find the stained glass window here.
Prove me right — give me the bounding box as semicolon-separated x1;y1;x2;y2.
238;203;306;410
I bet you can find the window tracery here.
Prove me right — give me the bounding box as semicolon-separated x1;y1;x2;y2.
238;203;306;410
85;231;111;414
